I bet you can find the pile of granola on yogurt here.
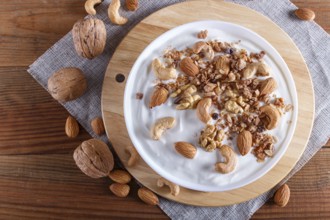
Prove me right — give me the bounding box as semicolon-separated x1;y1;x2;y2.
145;30;293;174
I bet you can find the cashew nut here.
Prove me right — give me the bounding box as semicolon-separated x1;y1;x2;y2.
125;145;139;167
196;98;212;123
151;117;176;140
193;41;214;60
152;58;176;80
157;177;180;196
108;0;128;25
215;145;238;174
259;105;281;130
242;62;271;79
85;0;103;15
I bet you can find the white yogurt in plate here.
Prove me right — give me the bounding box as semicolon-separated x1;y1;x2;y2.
123;20;298;192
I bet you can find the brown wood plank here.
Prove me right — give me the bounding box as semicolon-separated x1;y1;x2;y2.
252;148;330;219
0;154;168;219
0;67;90;154
0;0;85;67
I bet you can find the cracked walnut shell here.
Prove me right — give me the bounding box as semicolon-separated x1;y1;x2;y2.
72;18;106;59
73;139;114;178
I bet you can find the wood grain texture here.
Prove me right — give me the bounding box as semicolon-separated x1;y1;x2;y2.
0;0;328;218
102;0;314;206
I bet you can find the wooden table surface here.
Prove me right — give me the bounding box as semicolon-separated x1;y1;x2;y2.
0;0;329;219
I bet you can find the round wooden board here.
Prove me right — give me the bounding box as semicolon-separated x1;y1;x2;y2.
101;0;314;206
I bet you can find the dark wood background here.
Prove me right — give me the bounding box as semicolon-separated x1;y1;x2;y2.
0;0;329;219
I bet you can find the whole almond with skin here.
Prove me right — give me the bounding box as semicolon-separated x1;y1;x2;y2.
109;183;130;198
174;142;197;159
259;77;277;96
126;0;138;11
65;116;79;138
237;130;252;156
180;57;199;76
149;87;168;108
295;8;315;21
138;187;159;205
109;170;132;184
196;98;212;123
274;184;290;207
91;117;105;136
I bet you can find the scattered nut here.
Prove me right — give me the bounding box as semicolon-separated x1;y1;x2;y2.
196;98;212;123
151;117;176;140
157;177;180;196
199;125;224;152
225;100;243;114
149;86;168;108
73;139;114;178
243;62;270;79
180;57;199;76
84;0;103;15
237;130;252;156
192;41;214;60
126;0;138;11
125;146;139;167
260;105;281;130
152;58;176;80
72;18;106;59
48;67;87;102
109;183;130;198
259;77;277;96
109;170;132;184
274;184;290;207
65;116;79;138
197;30;208;39
174;142;197;159
215;145;238;174
91;117;105;136
215;56;230;75
138;187;159;205
295;8;315;21
108;0;128;25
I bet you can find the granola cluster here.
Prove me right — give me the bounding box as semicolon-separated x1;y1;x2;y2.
148;30;293;162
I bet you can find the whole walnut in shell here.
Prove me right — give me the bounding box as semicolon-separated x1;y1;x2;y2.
72;18;106;59
73;139;114;178
48;67;87;102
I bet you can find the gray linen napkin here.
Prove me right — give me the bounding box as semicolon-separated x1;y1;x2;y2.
28;0;330;219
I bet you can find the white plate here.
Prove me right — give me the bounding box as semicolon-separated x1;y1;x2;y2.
124;20;298;192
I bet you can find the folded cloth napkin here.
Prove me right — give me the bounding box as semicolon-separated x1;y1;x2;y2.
28;0;330;219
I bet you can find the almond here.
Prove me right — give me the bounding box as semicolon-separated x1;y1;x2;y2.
237;130;252;156
91;117;105;136
109;170;132;184
138;187;159;205
174;142;197;159
180;57;199;76
149;86;168;108
274;184;290;207
65;116;79;138
196;98;212;123
126;0;138;11
259;77;277;96
109;183;130;198
295;8;315;21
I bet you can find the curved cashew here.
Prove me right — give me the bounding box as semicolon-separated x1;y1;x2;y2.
259;105;281;130
157;177;180;196
193;41;214;60
196;98;212;123
242;62;271;79
215;145;238;174
108;0;128;25
152;58;176;80
125;145;139;167
85;0;102;15
151;117;176;140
